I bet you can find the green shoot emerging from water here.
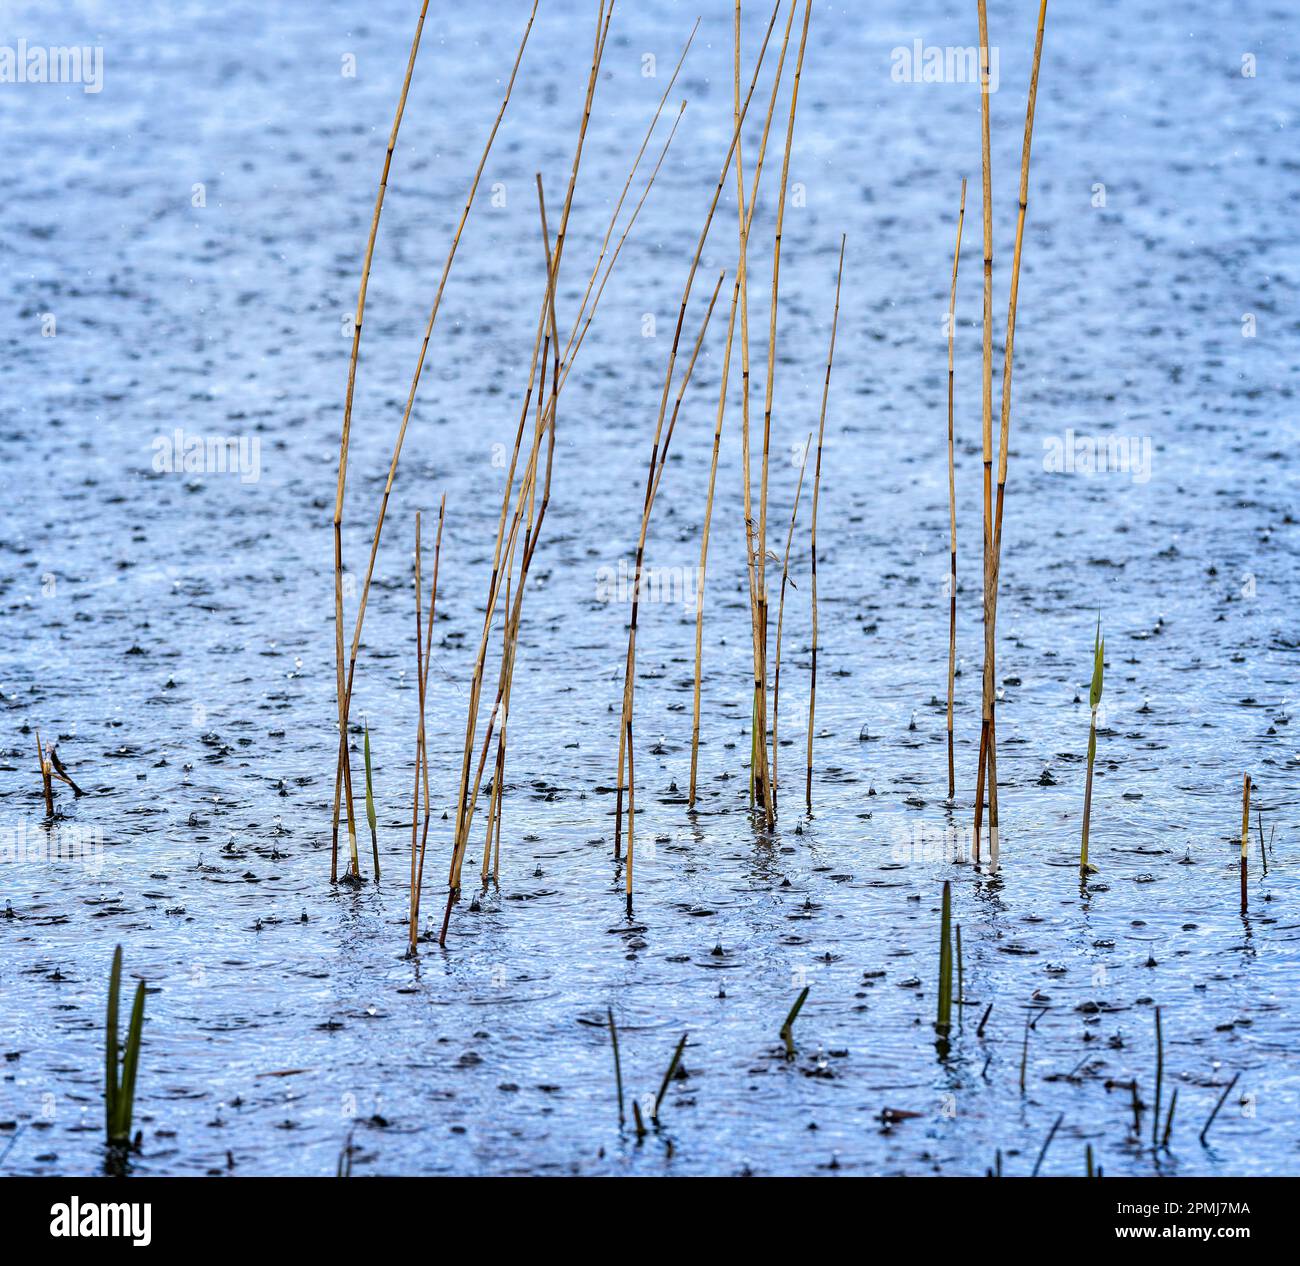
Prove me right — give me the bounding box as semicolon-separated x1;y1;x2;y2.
936;880;953;1039
780;986;810;1061
1080;615;1104;875
105;945;146;1147
363;720;379;882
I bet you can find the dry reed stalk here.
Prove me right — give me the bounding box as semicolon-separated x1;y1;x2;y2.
619;273;727;914
614;0;786;861
409;510;425;947
443;6;633;940
972;0;994;870
332;1;539;883
1240;772;1251;913
736;0;798;821
332;0;432;885
479;173;567;887
974;0;1049;871
770;430;811;801
946;179;967;801
35;730;53;817
805;235;844;817
751;0;812;828
445;190;562;934
688;0;804;807
407;497;445;952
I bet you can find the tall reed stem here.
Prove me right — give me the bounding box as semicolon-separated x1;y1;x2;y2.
1240;772;1251;913
332;0;432;884
688;0;796;809
972;0;994;870
771;432;811;802
805;236;844;817
946;180;966;801
749;0;811;828
615;0;785;874
974;0;1049;872
409;496;444;953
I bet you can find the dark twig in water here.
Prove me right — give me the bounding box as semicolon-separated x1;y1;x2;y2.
1152;1006;1163;1149
607;1007;625;1129
1199;1071;1240;1146
1031;1112;1064;1177
653;1032;688;1123
1240;772;1251;913
1162;1087;1178;1149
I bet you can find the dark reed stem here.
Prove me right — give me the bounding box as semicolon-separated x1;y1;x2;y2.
1199;1071;1240;1146
1032;1112;1064;1177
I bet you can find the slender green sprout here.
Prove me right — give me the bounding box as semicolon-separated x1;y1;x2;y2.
936;881;953;1038
363;720;379;881
1080;614;1104;875
780;985;809;1060
607;1007;625;1129
1162;1087;1178;1149
1152;1006;1163;1149
1019;1009;1033;1093
1032;1112;1064;1177
955;922;964;1024
653;1032;688;1122
105;945;146;1147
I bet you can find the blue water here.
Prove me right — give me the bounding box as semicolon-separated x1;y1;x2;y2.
1;0;1297;1176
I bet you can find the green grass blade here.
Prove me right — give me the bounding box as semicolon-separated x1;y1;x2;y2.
1089;615;1104;709
363;722;377;838
936;881;953;1036
115;980;146;1143
653;1031;688;1121
105;946;121;1140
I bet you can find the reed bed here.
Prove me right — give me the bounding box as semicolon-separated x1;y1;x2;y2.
973;0;1050;870
945;181;966;801
331;1;539;884
615;0;786;906
805;236;845;816
443;3;698;943
688;0;803;808
741;0;812;830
